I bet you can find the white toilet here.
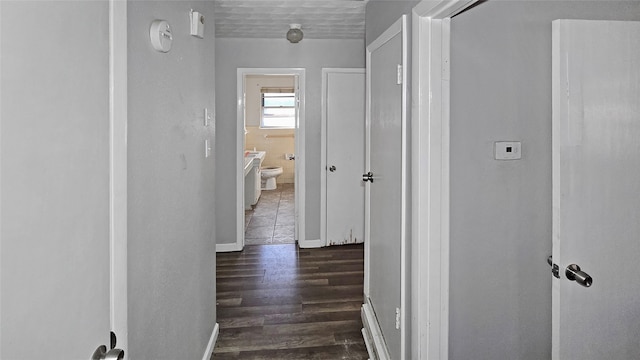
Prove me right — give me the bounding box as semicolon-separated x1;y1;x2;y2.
261;166;283;190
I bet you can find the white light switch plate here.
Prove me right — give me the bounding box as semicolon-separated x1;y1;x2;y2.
495;141;521;160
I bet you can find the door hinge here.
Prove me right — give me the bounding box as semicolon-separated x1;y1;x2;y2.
395;307;401;329
397;64;403;85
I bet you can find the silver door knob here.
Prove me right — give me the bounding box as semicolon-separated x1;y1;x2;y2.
92;345;124;360
362;172;374;183
565;264;593;288
329;165;336;172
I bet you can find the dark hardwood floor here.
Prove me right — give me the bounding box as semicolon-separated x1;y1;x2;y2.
213;243;368;359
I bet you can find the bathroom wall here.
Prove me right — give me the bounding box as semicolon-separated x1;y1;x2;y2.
128;1;217;359
244;75;295;183
448;2;640;359
215;38;364;244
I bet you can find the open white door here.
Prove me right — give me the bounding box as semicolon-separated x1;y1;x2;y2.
1;1;117;359
322;68;365;246
362;16;408;360
552;19;640;359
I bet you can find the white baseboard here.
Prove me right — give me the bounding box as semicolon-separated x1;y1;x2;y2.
362;302;390;360
362;327;374;360
298;238;324;248
202;323;219;360
216;242;241;252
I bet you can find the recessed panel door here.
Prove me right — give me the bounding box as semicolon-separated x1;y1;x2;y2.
366;21;405;359
325;69;365;245
552;19;640;360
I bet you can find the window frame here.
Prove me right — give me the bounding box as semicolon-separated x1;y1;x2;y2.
260;89;296;129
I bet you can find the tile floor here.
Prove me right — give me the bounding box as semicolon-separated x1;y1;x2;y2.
244;183;295;245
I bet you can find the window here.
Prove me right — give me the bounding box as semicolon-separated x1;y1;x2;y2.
261;90;296;129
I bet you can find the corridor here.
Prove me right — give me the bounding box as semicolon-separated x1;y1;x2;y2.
213;243;368;359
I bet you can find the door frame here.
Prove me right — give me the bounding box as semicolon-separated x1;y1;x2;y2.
410;1;482;359
233;68;306;251
320;67;365;247
109;0;128;355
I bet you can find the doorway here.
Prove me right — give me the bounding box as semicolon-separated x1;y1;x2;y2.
236;68;306;249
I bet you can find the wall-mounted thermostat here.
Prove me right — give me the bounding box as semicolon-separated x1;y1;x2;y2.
150;20;173;53
495;141;522;160
190;10;205;38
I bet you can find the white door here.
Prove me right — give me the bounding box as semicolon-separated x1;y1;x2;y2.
323;69;365;246
1;2;113;358
552;19;640;360
365;17;407;359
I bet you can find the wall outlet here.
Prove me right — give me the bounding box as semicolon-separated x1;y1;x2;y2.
495;141;521;160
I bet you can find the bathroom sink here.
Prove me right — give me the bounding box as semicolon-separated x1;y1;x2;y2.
244;150;266;162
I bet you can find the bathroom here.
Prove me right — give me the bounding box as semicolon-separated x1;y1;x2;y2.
243;74;296;245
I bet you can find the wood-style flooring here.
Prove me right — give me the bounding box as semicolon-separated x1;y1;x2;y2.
213;243;368;359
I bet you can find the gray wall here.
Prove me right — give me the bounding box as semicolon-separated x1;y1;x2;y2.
128;1;217;359
215;38;364;244
449;1;640;359
365;0;420;46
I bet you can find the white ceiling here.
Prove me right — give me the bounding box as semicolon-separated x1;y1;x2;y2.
212;0;367;40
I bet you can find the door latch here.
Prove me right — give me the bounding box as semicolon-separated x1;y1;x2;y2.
548;256;593;287
362;172;373;183
547;256;560;279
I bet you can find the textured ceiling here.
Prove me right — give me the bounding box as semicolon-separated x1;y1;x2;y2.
213;0;367;40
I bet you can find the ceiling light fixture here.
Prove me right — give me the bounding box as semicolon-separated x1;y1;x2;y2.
286;24;303;43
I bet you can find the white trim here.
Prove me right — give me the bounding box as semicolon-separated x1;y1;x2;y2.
400;18;408;360
364;52;372;297
410;1;483;359
361;302;391;360
413;0;478;18
0;2;4;355
298;238;323;249
109;0;128;355
201;323;219;360
320;68;366;247
216;242;242;253
320;69;328;247
233;68;306;252
365;15;408;360
361;328;375;360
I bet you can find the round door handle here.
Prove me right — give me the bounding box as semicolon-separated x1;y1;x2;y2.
329;165;336;172
565;264;593;288
92;345;125;360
